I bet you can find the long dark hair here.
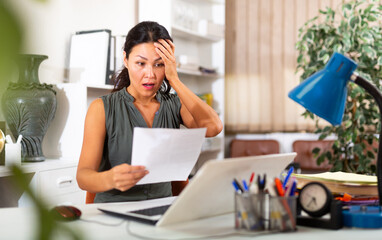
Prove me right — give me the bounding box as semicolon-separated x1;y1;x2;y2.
112;21;173;94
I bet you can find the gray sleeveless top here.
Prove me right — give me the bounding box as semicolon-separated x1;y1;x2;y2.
94;88;183;203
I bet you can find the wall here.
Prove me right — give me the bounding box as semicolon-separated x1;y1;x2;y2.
4;0;136;85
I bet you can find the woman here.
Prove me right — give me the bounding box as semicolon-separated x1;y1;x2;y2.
76;21;222;203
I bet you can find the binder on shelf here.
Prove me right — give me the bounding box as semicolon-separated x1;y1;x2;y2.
114;35;126;73
69;29;112;86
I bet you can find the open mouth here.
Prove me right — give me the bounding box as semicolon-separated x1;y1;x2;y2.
143;83;155;89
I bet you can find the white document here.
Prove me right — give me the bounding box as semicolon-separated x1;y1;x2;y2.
131;127;206;185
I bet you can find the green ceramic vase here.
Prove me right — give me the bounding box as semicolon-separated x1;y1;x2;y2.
1;54;57;162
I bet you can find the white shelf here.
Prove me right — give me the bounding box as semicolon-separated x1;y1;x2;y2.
0;158;77;177
86;83;114;90
172;25;223;43
177;68;223;78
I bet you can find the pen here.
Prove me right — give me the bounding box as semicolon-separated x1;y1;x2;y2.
282;166;294;189
257;174;266;192
233;178;245;193
284;177;296;196
242;179;249;192
274;178;285;197
249;172;255;185
289;180;297;196
232;180;242;193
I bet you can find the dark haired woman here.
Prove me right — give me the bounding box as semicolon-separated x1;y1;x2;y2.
76;21;222;203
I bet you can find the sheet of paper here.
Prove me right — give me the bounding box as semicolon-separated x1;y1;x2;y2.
131;127;206;185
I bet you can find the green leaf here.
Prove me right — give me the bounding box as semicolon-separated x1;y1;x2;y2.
353;144;363;155
312;147;320;154
377;56;382;66
0;1;22;90
319;134;328;140
363;4;373;13
297;54;303;64
367;151;375;159
359;115;366;125
317;154;326;165
362;45;377;58
342;36;352;49
323;126;332;133
326;151;332;160
342;3;352;18
349;15;360;29
367;14;378;21
333;43;343;52
306;31;315;43
344;120;352;129
361;32;374;43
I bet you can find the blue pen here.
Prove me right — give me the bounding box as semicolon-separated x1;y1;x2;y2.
233;178;245;193
289;180;297;196
283;166;294;189
232;180;242;193
242;179;249;192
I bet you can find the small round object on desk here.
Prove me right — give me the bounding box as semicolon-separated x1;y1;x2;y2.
298;181;332;217
51;205;82;221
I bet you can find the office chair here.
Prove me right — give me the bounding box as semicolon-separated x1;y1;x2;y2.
292;140;334;173
85;180;189;204
230;139;280;157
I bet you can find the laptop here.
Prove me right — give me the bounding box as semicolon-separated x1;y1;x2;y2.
98;152;296;227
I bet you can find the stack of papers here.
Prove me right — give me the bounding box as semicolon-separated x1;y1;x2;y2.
294;172;378;196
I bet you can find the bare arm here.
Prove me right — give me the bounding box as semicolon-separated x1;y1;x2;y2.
154;39;223;137
76;98;148;193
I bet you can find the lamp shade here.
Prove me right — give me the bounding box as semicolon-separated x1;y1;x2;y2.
288;52;358;125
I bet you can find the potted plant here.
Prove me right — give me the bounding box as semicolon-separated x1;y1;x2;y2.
296;0;382;174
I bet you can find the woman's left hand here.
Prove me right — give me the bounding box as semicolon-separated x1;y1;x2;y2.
154;39;178;83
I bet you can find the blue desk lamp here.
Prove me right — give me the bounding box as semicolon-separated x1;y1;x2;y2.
288;52;382;206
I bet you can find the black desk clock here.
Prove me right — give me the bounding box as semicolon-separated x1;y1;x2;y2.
297;181;343;229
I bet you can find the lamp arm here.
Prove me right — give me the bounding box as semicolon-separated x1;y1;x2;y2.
351;73;382;205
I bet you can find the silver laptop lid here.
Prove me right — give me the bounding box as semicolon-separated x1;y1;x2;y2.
158;153;296;226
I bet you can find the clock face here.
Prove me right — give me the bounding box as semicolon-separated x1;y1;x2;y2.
299;182;332;217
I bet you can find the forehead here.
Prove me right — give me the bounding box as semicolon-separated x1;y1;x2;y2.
129;42;160;59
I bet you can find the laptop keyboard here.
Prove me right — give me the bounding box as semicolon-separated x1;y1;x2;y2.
130;204;171;216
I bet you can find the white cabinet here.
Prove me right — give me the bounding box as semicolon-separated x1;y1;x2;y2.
139;0;226;166
37;166;83;205
0;160;86;207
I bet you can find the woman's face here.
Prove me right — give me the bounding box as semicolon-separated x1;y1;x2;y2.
124;42;165;99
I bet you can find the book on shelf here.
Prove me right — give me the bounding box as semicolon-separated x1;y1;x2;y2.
293;171;378;196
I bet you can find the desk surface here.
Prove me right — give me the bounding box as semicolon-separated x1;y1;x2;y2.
1;199;382;240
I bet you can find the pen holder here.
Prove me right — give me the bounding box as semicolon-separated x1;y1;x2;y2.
5;143;21;167
235;192;297;232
